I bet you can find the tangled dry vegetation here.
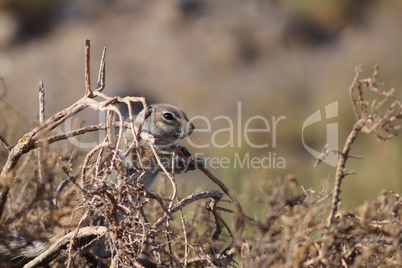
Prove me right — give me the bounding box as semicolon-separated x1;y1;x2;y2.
0;40;246;268
0;41;401;268
242;66;402;267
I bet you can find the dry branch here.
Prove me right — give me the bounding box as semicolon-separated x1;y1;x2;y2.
0;98;90;217
84;39;92;97
175;148;246;249
0;134;11;151
24;226;108;268
326;66;402;227
152;190;224;229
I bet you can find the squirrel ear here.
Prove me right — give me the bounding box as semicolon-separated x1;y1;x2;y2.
145;105;153;118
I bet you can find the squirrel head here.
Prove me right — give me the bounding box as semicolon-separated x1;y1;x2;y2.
132;104;194;146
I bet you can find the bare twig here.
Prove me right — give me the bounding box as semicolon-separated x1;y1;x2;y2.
38;81;45;122
96;47;107;91
24;226;108;268
84;39;92;96
0;134;11;151
80;141;107;188
152;190;224;229
37;81;46;184
207;198;224;240
36;124;106;147
144;191;172;219
67;211;89;268
149;143;178;203
314;145;362;168
175;149;246;247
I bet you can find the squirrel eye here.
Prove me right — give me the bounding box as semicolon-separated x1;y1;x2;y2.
163;112;175;121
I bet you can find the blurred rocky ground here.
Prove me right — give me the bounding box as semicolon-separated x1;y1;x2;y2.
0;0;401;208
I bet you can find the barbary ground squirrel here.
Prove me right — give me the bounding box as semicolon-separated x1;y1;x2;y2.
0;104;203;266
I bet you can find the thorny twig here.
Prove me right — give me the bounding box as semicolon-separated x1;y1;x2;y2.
314;144;362;168
175;148;247;249
327;65;402;227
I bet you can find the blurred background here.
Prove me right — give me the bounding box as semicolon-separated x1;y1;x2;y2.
0;0;401;214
